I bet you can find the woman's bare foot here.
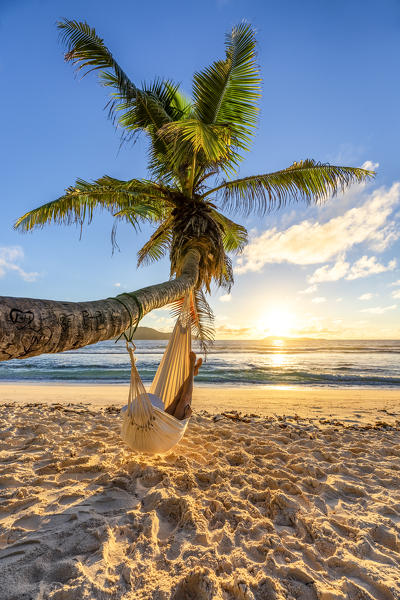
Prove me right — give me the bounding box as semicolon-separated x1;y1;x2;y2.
194;357;202;376
190;351;203;376
183;404;193;418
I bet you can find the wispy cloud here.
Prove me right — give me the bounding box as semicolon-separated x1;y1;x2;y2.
361;304;397;315
312;296;327;304
346;256;396;280
235;183;400;274
390;280;400;287
358;292;374;300
299;284;318;295
309;256;349;283
0;246;39;282
309;255;396;283
216;325;252;338
219;294;232;302
392;290;400;299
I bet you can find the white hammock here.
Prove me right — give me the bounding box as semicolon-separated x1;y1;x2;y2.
121;305;192;454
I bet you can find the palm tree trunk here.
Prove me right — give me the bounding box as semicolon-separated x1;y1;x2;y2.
0;250;199;361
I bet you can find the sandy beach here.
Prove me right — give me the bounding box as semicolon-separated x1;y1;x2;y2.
1;386;400;599
2;383;400;424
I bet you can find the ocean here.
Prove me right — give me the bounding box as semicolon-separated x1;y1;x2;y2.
0;338;399;388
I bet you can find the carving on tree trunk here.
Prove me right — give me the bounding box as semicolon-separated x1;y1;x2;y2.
0;250;200;362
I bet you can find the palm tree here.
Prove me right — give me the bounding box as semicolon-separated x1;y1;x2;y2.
1;20;373;361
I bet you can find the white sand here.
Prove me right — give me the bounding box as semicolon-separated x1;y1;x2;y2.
1;389;400;599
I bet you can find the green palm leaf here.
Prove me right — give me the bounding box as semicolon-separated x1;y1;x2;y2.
58;20;180;136
203;160;375;215
159;120;232;169
14;177;168;232
108;77;182;133
58;19;136;98
166;83;193;118
169;288;215;354
210;210;248;252
193;23;260;156
136;218;173;267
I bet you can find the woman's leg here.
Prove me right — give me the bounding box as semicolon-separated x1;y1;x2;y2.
167;352;202;420
164;379;186;417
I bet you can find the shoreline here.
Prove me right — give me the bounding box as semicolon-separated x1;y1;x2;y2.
1;382;400;424
1;380;400;388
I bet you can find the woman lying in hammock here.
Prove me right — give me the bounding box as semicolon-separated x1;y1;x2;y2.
164;351;202;420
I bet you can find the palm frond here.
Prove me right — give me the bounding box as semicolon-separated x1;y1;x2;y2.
58;19;135;98
210;210;248;252
169;289;215;354
58;20;180;140
136;218;173;267
158;119;232;170
203;160;375;215
193;23;260;158
110;78;183;132
165;82;193;118
14;177;168;232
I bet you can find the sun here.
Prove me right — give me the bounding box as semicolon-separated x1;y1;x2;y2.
256;309;296;338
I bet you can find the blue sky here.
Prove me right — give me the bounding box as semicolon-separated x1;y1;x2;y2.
1;0;399;338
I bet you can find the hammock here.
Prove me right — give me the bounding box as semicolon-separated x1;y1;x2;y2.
121;299;192;454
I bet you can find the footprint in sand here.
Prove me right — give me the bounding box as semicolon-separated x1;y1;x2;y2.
370;524;400;552
12;513;41;530
226;451;249;466
172;571;217;600
58;493;84;506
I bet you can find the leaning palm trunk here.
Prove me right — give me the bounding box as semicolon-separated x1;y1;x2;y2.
0;250;199;361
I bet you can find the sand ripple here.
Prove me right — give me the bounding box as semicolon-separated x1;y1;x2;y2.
0;403;400;599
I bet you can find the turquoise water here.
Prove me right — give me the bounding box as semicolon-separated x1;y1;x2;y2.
1;339;400;388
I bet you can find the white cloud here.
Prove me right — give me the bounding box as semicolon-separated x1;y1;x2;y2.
361;304;397;315
309;255;396;284
0;246;39;282
390;280;400;287
114;282;121;288
312;296;327;304
392;290;400;299
219;294;232;302
336;297;343;302
346;256;396;280
309;256;349;283
235;183;400;274
362;160;380;172
359;293;374;300
299;284;318;295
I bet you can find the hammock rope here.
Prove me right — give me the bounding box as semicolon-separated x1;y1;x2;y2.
112;292;143;342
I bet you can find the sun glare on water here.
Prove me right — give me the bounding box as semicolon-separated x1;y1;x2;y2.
256;309;296;338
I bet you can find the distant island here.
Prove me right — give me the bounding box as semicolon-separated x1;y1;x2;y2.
131;326;170;340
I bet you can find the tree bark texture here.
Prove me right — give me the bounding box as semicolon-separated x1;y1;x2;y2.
0;250;200;362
